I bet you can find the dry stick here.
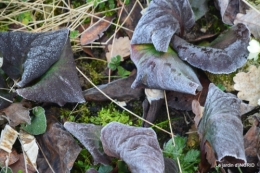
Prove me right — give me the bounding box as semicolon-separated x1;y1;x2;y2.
164;90;182;173
76;66;171;135
36;141;55;173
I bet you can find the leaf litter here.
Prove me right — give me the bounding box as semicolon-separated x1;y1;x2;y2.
1;0;260;172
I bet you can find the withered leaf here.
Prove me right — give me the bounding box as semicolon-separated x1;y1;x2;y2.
131;0;195;52
36;115;81;173
1;103;30;127
198;83;246;169
64;122;111;165
0;149;19;166
101;122;164;173
235;9;260;39
131;44;202;94
171;23;250;74
234;65;260;106
117;0;142;38
80;16;114;45
9;154;35;173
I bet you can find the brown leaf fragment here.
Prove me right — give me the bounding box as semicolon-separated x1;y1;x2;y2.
36;115;81;173
9;154;35;173
234;65;260;106
83;72;144;102
0;149;19;166
243;118;259;172
117;0;142;38
1;103;30;127
80;16;114;45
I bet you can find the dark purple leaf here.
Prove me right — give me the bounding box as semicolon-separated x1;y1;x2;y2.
131;44;202;94
164;157;179;173
83;72;143;102
131;0;194;52
0;72;13;109
100;122;164;173
198;83;246;168
0;29;69;86
215;0;240;25
64;122;111;165
171;23;250;74
36;115;81;173
142;98;163;127
16;40;85;106
188;0;208;20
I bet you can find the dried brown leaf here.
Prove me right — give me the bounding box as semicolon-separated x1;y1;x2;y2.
1;103;30;127
9;154;35;173
106;36;131;62
234;65;260;106
0;149;19;166
80;16;114;45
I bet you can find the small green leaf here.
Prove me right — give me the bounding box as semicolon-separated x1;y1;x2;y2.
70;30;79;39
98;165;113;173
108;63;117;71
183;149;200;163
21;106;47;135
117;66;130;77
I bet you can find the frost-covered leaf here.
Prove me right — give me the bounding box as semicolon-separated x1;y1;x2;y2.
234;65;260;106
80;16;114;45
1;103;30;127
215;0;240;25
21;106;46;135
198;83;246;168
64;122;111;165
131;0;195;52
36;115;81;173
100;122;164;173
83;72;143;102
16;40;85;106
235;9;260;40
0;125;18;153
19;130;38;170
106;37;130;62
171;23;250;74
131;44;202;94
189;0;208;20
0;28;69;86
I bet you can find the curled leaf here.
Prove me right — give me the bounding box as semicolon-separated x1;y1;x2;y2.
198;83;245;169
131;0;195;52
171;23;250;74
215;0;240;25
64;122;111;165
131;44;202;94
100;122;164;173
235;10;260;39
